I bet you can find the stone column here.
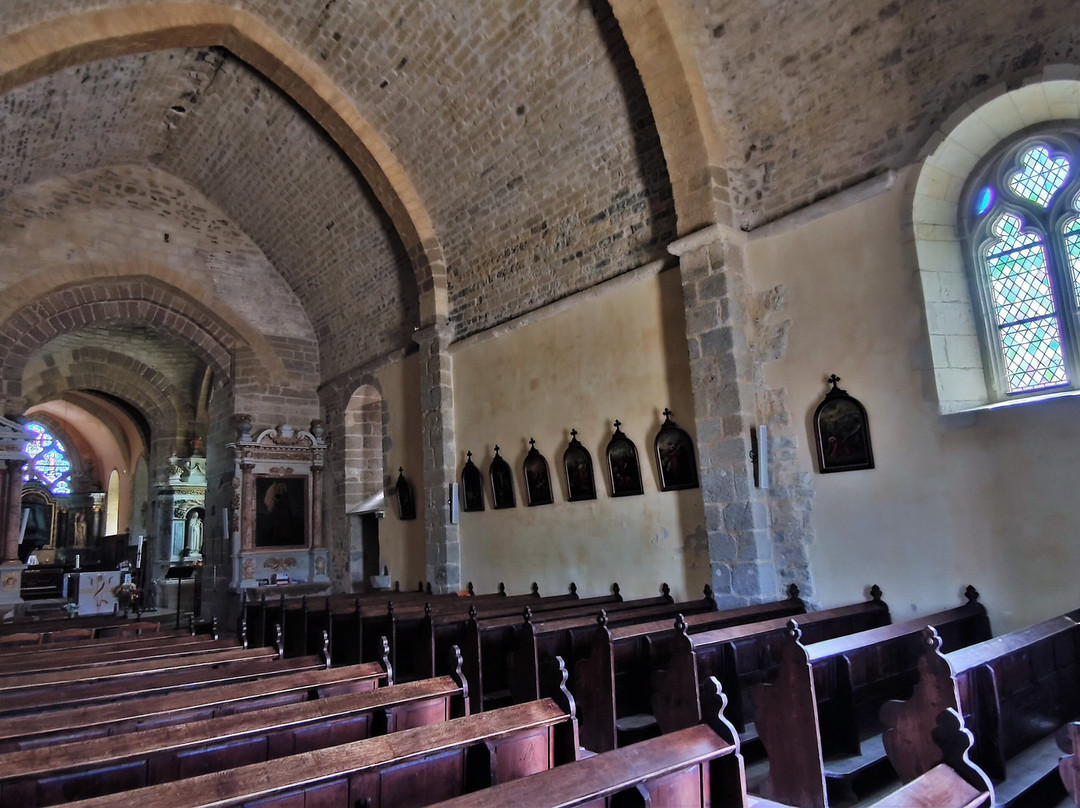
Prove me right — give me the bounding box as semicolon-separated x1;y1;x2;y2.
1;460;20;564
240;459;256;552
670;226;777;606
414;321;460;594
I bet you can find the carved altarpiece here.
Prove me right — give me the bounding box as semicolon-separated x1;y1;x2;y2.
229;421;327;591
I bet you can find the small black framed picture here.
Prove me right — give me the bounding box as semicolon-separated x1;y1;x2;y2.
563;429;596;502
813;374;875;473
654;408;699;491
489;445;516;509
461;451;485;512
606;420;643;497
395;467;417;520
523;438;554;506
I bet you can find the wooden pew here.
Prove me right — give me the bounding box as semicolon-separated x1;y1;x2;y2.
0;635;236;676
0;652;334;717
575;586;846;752
0;653;467;806
375;582;597;679
646;588;892;749
750;588;992;808
881;615;1080;807
0;659;388;752
65;671;580;808
426;675;748;808
460;583;695;712
508;590;721;706
870;706;993;807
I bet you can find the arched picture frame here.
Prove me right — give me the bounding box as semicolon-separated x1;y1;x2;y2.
489;445;516;509
395;467;416;520
606;420;643;497
563;429;596;502
523;438;554;506
813;374;874;473
654;408;699;491
461;451;485;512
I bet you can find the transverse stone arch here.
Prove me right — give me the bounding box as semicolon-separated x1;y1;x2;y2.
22;359;181;447
912;68;1080;413
0;274;273;414
0;1;449;324
609;0;734;231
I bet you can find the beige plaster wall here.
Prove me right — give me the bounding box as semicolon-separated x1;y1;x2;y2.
377;353;426;591
748;169;1080;634
451;269;709;602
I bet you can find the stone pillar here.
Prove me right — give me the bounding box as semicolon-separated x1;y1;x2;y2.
414;321;460;594
670;226;777;606
2;460;21;564
240;460;256;552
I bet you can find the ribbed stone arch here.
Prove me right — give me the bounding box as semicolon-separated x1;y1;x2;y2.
0;276;249;413
609;0;732;231
0;1;448;324
23;361;179;440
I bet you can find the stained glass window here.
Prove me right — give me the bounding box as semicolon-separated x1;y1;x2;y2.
967;137;1080;397
23;422;72;494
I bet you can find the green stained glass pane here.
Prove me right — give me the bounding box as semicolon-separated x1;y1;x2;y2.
1008;145;1070;207
984;213;1068;393
1064;216;1080;307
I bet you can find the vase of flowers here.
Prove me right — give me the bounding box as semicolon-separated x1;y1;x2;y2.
113;581;140;617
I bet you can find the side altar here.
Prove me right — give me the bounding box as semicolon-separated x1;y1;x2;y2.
228;419;328;592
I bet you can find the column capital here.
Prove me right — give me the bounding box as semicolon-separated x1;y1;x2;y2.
412;319;454;348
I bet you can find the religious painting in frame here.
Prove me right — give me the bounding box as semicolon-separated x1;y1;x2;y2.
255;476;308;547
461;451;485;512
489;445;516;509
563;429;596;502
654;408;700;491
523;438;554;506
813;374;875;473
395;467;417;520
606;420;643;497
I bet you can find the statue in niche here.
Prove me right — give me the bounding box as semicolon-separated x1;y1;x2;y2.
73;512;88;548
187;513;203;557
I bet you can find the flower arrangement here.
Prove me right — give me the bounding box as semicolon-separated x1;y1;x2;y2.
63;602;79;617
113;581;140;600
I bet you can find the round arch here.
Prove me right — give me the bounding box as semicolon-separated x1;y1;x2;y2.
0;2;448;324
911;67;1080;412
0;271;287;413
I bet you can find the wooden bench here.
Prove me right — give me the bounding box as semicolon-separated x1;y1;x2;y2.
508;590;722;706
870;706;993;807
751;588;991;807
575;587;853;752
881;614;1080;807
0;635;234;676
646;589;893;750
459;584;698;712
0;652;333;716
0;653;466;806
65;680;580;808
426;674;748;808
0;659;388;752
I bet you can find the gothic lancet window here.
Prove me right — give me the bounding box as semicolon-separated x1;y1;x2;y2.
23;422;73;494
965;135;1080;399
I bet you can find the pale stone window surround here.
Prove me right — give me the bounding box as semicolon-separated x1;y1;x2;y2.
914;67;1080;413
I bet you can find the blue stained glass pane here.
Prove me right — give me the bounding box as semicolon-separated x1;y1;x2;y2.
22;422;72;494
1008;145;1070;208
974;186;994;216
